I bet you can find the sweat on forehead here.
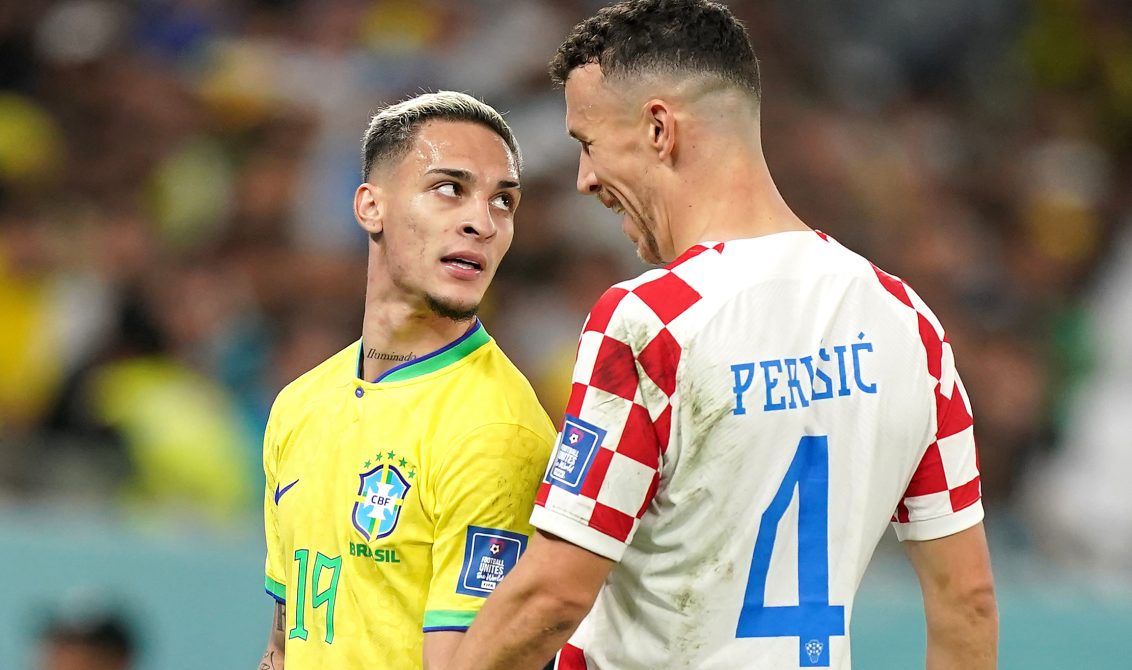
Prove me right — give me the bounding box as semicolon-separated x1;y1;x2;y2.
360;91;521;180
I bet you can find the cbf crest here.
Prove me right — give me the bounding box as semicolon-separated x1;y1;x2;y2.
351;449;416;541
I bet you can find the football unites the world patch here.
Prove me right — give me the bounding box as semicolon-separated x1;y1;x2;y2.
546;414;606;494
456;526;528;597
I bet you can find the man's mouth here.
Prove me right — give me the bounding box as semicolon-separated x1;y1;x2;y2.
600;192;626;216
441;254;484;271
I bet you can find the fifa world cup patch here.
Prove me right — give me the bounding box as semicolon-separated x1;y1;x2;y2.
456;526;528;597
546;414;606;494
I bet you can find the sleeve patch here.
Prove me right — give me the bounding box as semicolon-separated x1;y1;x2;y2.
456;526;528;598
547;415;607;494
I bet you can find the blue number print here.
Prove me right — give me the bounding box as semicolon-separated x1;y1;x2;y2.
735;435;846;667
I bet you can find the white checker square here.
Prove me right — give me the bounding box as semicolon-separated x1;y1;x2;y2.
906;284;945;340
543;484;597;522
573;331;605;384
937;426;978;487
902;490;952;522
578;392;632;447
939;341;956;394
618;290;667;337
594;452;656;516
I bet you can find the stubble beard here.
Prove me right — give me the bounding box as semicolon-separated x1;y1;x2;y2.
635;218;664;265
425;293;478;322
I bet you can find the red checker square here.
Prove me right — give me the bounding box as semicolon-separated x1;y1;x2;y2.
616;403;660;470
584;287;629;334
918;314;943;381
654;404;672;454
637;471;660;518
632;272;702;324
589;502;636;542
535;481;552;507
904;442;949;497
564;382;589;418
949;475;981;511
936;385;973;440
579;446;615;499
666;244;711;269
558;644;586;670
589;336;639;400
872;265;913;308
894;500;910;524
638;327;681;396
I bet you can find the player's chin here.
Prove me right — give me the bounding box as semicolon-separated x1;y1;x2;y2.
424;292;481;322
636;238;665;265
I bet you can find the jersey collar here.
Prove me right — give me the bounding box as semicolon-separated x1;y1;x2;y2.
356;319;490;384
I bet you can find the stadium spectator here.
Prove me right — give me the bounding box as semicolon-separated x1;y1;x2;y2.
36;603;136;670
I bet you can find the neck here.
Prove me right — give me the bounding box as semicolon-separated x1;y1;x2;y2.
359;253;474;382
663;127;809;258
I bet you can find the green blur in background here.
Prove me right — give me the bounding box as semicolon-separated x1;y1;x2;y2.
3;0;1132;667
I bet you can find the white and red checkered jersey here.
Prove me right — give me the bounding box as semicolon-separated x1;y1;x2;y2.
532;231;983;670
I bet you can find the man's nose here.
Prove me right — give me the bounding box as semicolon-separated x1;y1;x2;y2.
576;150;600;195
462;200;497;239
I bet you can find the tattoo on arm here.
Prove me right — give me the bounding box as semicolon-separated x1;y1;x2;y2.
259;650;276;670
274;603;286;632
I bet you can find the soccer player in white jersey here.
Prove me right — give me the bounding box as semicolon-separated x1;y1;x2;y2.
447;1;998;669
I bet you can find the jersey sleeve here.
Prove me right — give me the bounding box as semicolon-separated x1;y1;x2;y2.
262;408;287;603
423;421;554;632
530;284;681;562
892;348;984;541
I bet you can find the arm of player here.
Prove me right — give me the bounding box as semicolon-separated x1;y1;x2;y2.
424;631;463;670
904;522;998;670
445;530;614;670
257;602;286;670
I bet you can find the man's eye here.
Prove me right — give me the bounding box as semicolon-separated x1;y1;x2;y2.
491;193;514;211
437;183;458;197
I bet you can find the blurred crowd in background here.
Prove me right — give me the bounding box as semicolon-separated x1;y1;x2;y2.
1;0;1130;627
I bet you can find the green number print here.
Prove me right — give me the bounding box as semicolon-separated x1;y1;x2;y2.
288;549;342;644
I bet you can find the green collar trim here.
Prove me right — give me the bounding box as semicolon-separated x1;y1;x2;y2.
359;320;490;384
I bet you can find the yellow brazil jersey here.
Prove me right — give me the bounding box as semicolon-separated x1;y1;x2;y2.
263;321;555;669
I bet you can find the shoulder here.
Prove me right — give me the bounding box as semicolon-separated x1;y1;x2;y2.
452;340;556;438
588;266;701;335
269;341;357;422
809;232;930;312
815;233;955;383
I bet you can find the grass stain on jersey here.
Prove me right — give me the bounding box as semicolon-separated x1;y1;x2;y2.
683;375;739;468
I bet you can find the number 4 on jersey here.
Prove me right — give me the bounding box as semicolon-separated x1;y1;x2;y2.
736;435;846;667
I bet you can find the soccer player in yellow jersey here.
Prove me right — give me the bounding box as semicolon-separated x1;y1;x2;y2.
256;91;556;670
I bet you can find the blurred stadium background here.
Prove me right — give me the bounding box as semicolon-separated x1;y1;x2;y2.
1;0;1130;668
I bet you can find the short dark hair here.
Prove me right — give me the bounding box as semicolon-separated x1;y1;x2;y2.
361;91;520;180
549;0;761;99
40;609;135;662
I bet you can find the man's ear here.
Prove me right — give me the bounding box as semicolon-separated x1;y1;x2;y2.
354;182;384;235
644;99;677;163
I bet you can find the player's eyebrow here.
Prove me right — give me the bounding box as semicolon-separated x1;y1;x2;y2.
426;167;474;182
426;167;519;191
